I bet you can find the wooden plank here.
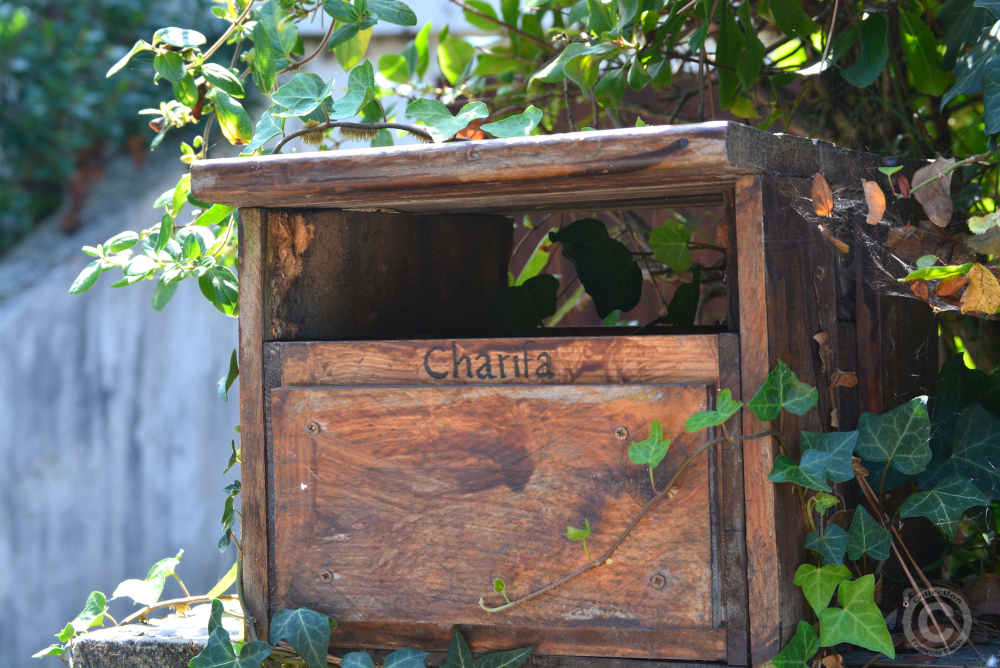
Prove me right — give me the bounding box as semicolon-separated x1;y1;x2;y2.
718;332;749;666
734;175;781;664
275;336;721;387
237;208;270;639
262;210;512;342
271;384;725;660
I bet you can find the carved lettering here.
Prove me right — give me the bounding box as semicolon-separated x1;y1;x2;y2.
421;341;555;381
452;341;472;379
475;353;495;379
536;352;554;378
423;346;448;379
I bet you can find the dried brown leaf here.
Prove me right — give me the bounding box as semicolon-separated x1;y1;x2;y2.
814;332;831;373
961;263;1000;315
886;220;955;264
936;275;969;297
964;574;1000;617
898;174;910;198
831;408;840;429
913;157;955;227
830;370;859;388
852;457;869;477
864;180;886;225
813;174;834;216
911;279;930;300
817;224;849;253
821;654;845;668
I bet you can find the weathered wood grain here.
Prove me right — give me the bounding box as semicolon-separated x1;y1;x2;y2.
238;208;270;640
273;336;720;386
262;210;512;342
190;122;905;214
271;384;725;660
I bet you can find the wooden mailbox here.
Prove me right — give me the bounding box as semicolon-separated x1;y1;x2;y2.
191;122;934;667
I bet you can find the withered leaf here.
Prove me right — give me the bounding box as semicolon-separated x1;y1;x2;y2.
913;157;955;227
852;457;869;477
813;174;834;216
863;181;886;225
961;263;1000;315
814;332;831;373
818;225;849;253
898;174;910;199
911;279;930;300
936;275;969;298
821;654;845;668
830;371;859;389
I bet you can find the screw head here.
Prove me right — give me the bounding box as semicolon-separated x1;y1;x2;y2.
650;573;666;589
615;427;629;440
306;421;320;435
319;570;333;583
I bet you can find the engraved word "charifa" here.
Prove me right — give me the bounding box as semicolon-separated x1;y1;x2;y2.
423;341;554;380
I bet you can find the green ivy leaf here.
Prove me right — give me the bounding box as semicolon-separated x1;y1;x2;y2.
548;218;642;319
566;519;591;541
32;644;65;658
442;626;474;668
685;388;743;431
272;72;336;117
950;405;1000;499
748;360;819;422
481;106;543;138
901;474;988;538
819;575;895;657
383;647;430;668
768;450;836;492
846;506;892;561
203;63;245;98
942;23;1000;107
154;51;186;82
438;36;474;85
112;550;183;607
331;60;376;120
190;627;273;668
70;260;103;294
246;105;285;153
898;9;949;96
70;592;108;633
490;274;558;336
841;13;889;88
199;266;239;316
213;90;253;145
801;431;858;484
368;0;417;25
805;525;849;566
218;349;240;402
649;220;692;271
855;397;931;476
664;265;701;326
473;647;537;668
154;27;206;48
406;99;489;142
224;440;241;475
208;598;225;636
342;652;377;668
983;56;1000;135
770;621;819;668
815;492;840;513
793;564;852;616
270;608;335;668
629;420;670;468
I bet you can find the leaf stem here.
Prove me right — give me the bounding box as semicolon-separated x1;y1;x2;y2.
447;0;555;52
119;594;237;626
202;1;256;62
648;464;658;494
909;151;996;195
479;430;780;612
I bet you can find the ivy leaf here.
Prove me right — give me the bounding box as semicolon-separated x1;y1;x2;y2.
855;397;931;476
846;506;892;561
771;621;820;668
270;608;335;668
628;419;670;468
942;22;1000;107
947;404;1000;499
70;592;108;633
154;51;186;82
685;388;743;432
383;647;430;668
208;598;225;636
748;360;819;422
330;61;376;120
490;274;558;336
929;355;1000;455
769;450;836;492
342;653;377;668
473;647;537;668
367;0;417;25
32;644;65;658
224;440;241;475
70;260;103;294
112;550;183;606
213;90;253;146
649;220;692;271
801;431;858;483
566;519;591;541
406;99;489;142
898;9;949;96
901;475;988;538
199;266;239;317
218;349;240;402
819;575;895;657
806;525;849;566
548;218;642;319
794;564;853;616
841;13;889;88
272;72;335;117
191;627;273;668
663;265;701;326
442;626;474;668
481;106;543;138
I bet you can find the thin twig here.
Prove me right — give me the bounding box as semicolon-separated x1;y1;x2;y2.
563;79;576;131
909;151;997;194
448;0;555;51
480;430;781;612
272;121;433;153
119;594;237;626
202;1;256;62
279;17;337;76
819;0;839;67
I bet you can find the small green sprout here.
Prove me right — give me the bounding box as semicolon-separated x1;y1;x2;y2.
566;519;599;565
628;420;671;493
494;578;510;604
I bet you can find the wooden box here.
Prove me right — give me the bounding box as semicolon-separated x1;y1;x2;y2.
191;122;935;667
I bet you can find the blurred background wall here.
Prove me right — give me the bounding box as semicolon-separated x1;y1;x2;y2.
0;2;475;664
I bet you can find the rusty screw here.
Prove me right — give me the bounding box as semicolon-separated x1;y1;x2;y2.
615;427;629;440
319;570;333;583
306;421;320;435
650;573;666;589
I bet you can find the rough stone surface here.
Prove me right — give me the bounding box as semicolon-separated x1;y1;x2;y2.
65;603;241;668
